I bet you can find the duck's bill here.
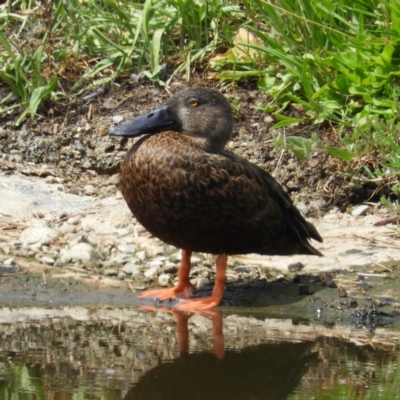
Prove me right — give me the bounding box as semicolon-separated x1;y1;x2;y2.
109;105;178;137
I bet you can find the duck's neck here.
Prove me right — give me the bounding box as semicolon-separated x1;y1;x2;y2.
183;132;228;154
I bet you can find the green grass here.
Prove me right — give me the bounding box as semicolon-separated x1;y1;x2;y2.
1;0;399;199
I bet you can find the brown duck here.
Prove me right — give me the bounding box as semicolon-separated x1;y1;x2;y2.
109;87;322;310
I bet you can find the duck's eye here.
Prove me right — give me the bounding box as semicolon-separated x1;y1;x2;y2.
189;100;199;107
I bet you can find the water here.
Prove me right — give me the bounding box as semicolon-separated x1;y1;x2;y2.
0;306;399;400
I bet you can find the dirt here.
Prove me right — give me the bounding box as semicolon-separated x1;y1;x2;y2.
0;79;381;214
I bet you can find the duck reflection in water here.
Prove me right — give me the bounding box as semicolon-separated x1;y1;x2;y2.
125;307;317;400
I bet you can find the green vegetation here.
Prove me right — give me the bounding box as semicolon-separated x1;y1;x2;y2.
1;0;399;198
0;361;45;399
289;352;400;400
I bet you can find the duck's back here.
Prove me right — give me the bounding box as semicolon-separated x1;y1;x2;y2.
120;132;321;256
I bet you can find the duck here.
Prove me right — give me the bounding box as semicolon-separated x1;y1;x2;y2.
109;87;322;311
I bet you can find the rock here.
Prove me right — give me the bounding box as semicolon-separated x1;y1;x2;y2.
104;268;118;276
158;274;170;287
288;262;305;272
3;258;14;266
163;262;178;274
54;261;64;267
20;227;59;248
118;272;126;280
85;234;99;248
2;245;11;254
147;258;165;267
295;201;309;215
84;185;97;195
58;223;76;234
298;285;313;295
44;176;64;184
40;256;55;265
196;278;212;289
136;251;147;261
61;243;101;263
109;254;130;265
324;278;337;288
112;115;124;123
144;266;158;278
68;216;80;225
351;205;370;217
123;262;141;275
191;256;201;266
145;245;164;257
117;244;136;254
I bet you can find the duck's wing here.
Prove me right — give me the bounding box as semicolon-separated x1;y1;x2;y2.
221;150;322;254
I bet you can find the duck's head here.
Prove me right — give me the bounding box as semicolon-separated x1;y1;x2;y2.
109;87;233;152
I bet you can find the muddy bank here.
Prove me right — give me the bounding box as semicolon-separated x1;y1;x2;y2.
0;82;381;214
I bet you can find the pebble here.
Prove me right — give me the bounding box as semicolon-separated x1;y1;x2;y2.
58;223;76;234
123;262;141;275
104;268;118;276
144;266;158;278
298;285;313;295
191;256;202;266
136;251;147;261
158;274;170;286
85;234;99;248
196;278;212;289
40;256;55;265
295;201;309;215
2;245;11;254
288;262;305;272
117;244;136;254
68;216;80;225
112;115;124;123
145;245;165;257
44;176;64;184
61;243;101;263
3;258;14;266
109;254;130;264
54;261;64;267
16;250;33;258
351;205;370;217
147;258;165;267
117;272;126;280
20;227;59;248
163;262;178;274
84;185;97;195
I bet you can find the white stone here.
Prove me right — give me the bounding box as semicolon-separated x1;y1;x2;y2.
20;227;59;248
351;205;370;217
40;256;55;265
61;243;101;263
84;185;96;195
144;266;158;278
158;274;170;287
117;244;136;254
58;223;76;234
112;115;124;123
196;278;212;289
122;262;141;275
104;268;118;276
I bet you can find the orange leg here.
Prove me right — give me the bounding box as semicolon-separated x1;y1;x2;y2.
139;250;196;301
141;305;225;358
176;253;227;311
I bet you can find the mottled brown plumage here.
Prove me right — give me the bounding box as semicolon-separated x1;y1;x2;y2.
109;87;322;310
